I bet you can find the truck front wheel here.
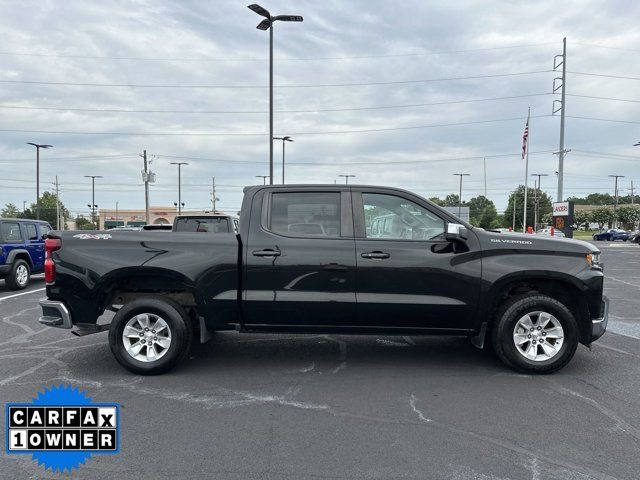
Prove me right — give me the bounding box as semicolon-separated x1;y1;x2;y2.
491;294;578;374
109;297;193;375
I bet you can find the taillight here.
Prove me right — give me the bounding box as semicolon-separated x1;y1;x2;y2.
44;238;61;284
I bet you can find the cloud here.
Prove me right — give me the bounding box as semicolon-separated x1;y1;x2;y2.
0;0;638;217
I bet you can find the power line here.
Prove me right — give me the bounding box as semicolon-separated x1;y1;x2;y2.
0;70;552;89
0;42;558;62
571;42;640;54
569;71;640;81
566;93;640;103
0;115;551;136
0;93;553;115
566;115;640;125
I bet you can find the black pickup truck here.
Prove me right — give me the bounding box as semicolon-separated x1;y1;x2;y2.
39;185;608;375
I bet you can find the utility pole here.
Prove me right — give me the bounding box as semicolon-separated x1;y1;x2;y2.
630;180;635;205
553;37;568;202
211;177;217;213
256;175;269;185
483;157;487;198
53;176;60;230
26;143;53;219
115;201;119;228
609;174;625;227
531;173;548;230
140;150;152;224
170;162;188;215
522;108;531;233
22;201;26;214
84;175;102;229
453;173;470;217
512;191;518;231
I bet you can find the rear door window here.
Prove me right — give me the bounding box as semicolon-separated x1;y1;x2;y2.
1;222;23;242
268;192;341;237
25;223;38;241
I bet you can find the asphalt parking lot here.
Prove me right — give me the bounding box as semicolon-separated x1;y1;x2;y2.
1;241;639;480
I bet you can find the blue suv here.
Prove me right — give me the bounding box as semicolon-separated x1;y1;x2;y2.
0;218;52;290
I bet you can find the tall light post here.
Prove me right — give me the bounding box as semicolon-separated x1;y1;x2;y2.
531;173;549;230
84;175;102;229
170;162;188;214
273;136;293;184
339;174;355;184
27;143;53;219
609;174;625;227
453;173;470;217
248;4;303;185
256;175;269;185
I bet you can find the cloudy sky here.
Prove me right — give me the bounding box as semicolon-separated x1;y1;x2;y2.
1;0;638;218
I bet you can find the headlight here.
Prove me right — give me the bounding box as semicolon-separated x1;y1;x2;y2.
586;253;601;267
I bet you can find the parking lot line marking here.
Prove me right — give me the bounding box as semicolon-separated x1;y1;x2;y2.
0;288;45;302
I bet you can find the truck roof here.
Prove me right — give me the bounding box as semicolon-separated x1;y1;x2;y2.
0;217;51;224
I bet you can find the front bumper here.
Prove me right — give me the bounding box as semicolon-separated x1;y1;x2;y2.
590;295;609;343
39;298;73;329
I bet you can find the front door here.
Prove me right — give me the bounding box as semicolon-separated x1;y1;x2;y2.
353;190;481;331
243;189;356;328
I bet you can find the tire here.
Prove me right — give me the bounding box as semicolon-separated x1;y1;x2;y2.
108;297;193;375
6;259;30;290
491;294;578;374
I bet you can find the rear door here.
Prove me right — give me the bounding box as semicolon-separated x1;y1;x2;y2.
243;188;356;327
0;221;26;266
24;222;44;271
353;189;481;331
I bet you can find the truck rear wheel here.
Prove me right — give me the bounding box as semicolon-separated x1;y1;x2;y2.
491;294;578;374
6;259;30;290
109;297;193;375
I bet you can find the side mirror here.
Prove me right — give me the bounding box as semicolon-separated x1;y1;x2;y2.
445;223;468;242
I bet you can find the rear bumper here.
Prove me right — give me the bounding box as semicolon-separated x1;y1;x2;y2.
39;298;73;329
590;295;609;343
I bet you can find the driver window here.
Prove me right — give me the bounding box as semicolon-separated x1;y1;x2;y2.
362;193;445;240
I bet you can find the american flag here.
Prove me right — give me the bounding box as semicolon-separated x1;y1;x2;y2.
521;117;529;160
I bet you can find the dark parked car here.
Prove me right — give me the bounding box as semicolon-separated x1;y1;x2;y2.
629;231;640;244
592;229;630;241
0;218;52;289
39;185;608;375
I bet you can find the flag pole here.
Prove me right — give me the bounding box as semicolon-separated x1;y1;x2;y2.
523;107;530;233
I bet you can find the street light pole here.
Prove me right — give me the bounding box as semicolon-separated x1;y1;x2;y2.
453;173;470;217
248;4;303;185
273;136;293;184
256;175;269;185
27;143;53;220
84;175;102;229
170;162;188;214
339;174;355;184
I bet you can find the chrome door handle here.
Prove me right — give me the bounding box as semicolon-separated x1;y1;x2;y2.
361;251;390;259
252;249;281;257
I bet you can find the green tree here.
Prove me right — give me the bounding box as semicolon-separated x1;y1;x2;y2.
573;210;591;230
615;205;640;229
74;216;94;230
443;194;461;207
428;197;444;206
502;185;552;230
589;207;614;230
24;192;70;229
1;203;21;218
467;196;498;228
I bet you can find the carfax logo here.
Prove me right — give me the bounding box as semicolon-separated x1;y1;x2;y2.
5;384;120;473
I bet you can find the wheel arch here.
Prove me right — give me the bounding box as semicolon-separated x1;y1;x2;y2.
7;249;34;268
483;272;591;344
